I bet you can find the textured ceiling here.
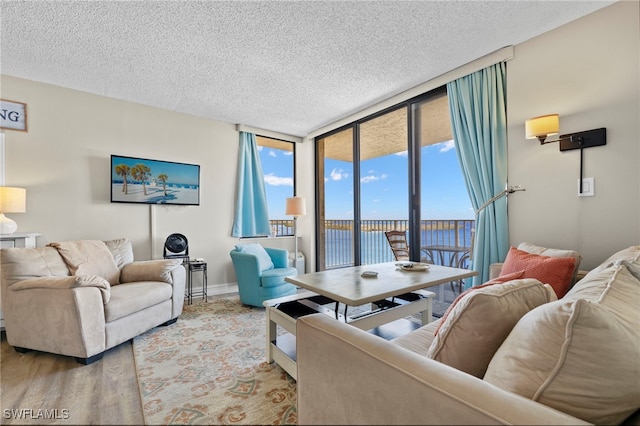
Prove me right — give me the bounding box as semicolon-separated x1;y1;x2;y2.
0;1;614;137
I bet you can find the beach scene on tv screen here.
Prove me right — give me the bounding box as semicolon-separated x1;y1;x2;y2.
111;156;199;205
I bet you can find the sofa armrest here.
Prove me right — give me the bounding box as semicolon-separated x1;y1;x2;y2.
10;275;110;304
296;314;588;425
120;259;183;284
4;278;107;358
120;259;185;319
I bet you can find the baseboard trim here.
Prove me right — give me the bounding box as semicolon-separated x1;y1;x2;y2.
207;283;238;296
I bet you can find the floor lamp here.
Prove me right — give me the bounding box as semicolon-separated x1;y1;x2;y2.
285;196;306;271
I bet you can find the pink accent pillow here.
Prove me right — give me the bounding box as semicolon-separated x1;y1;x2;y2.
501;247;577;298
435;270;525;336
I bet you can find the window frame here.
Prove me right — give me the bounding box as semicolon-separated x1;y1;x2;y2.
256;135;297;237
314;86;451;268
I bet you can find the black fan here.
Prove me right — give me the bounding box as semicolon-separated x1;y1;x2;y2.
163;233;189;259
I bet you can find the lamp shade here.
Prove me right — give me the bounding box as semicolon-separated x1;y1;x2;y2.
285;196;306;216
0;187;26;213
525;114;559;140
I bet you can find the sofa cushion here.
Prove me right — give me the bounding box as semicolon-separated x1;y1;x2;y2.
484;264;640;425
104;238;134;269
235;243;274;272
0;247;70;288
434;270;526;336
579;245;640;282
501;246;577;298
120;259;183;284
260;266;297;288
392;319;440;356
11;275;111;304
105;281;173;322
48;240;121;285
426;279;556;378
622;260;640;281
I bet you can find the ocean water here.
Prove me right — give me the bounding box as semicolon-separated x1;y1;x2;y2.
325;225;474;268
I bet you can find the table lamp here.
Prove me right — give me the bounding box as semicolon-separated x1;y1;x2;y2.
0;186;26;234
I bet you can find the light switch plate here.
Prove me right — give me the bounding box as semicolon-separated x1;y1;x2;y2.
578;177;595;197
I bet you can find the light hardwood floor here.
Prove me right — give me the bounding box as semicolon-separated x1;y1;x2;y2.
0;288;242;425
1;332;143;425
0;286;452;426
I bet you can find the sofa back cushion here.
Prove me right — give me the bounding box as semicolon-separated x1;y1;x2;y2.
234;243;274;272
577;245;640;283
1;247;71;288
426;278;557;378
48;240;121;285
104;238;134;269
484;263;640;425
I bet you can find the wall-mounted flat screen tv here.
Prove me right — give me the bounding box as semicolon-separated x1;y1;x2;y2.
111;155;200;206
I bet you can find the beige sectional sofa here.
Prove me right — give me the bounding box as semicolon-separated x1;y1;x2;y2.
296;245;640;425
1;238;185;364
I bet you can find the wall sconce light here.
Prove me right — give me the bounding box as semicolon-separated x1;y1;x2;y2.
0;186;27;234
525;114;606;194
525;114;560;143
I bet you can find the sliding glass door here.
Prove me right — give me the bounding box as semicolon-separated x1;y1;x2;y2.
359;107;409;265
316;86;472;274
316;127;355;270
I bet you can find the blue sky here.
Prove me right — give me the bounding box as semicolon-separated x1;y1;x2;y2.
258;147;294;219
259;140;473;220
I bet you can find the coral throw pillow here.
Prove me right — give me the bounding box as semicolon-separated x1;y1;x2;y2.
501;247;576;298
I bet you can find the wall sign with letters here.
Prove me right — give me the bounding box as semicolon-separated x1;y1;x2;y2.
0;99;27;132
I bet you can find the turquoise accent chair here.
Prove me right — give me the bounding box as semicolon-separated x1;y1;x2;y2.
230;244;298;307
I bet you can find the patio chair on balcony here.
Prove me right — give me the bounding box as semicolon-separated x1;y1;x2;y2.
384;230;410;261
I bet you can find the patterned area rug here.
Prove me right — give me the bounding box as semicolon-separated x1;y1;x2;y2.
133;296;297;425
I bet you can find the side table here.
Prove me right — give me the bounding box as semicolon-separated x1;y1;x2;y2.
187;260;208;304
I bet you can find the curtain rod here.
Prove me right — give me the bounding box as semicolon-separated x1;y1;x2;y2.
235;124;303;144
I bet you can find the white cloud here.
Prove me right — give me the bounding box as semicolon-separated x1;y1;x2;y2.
395;150;408;157
269;150;277;157
264;173;293;186
360;173;388;183
284;151;293;156
329;168;349;181
439;139;456;153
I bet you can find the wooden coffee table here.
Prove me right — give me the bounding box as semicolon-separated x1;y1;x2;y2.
264;262;477;379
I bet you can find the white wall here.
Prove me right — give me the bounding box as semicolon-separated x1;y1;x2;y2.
0;76;308;288
506;0;639;269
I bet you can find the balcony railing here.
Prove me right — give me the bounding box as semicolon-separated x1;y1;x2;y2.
269;220;295;237
270;218;475;270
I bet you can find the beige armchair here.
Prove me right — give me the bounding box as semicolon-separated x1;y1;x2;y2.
1;238;185;364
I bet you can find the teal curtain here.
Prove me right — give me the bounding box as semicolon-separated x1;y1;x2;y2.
447;62;509;286
231;132;271;237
